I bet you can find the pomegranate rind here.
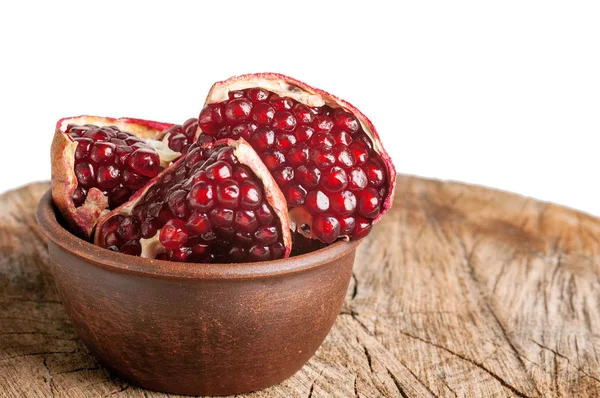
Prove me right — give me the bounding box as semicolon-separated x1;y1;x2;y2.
94;138;293;261
203;72;397;230
52;115;175;238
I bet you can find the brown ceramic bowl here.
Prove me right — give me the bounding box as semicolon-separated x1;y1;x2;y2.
36;190;360;396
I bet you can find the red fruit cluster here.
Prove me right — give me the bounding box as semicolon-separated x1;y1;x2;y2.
197;88;388;243
96;141;289;263
66;124;161;208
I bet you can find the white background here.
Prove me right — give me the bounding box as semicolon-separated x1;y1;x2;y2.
1;1;599;215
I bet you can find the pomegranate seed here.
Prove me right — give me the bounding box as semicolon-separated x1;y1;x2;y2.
116;146;133;165
233;165;252;181
198;104;224;134
287;145;309;166
127;148;160;177
275;133;297;152
269;95;293;111
120;241;142;256
314;115;334;132
169;134;188;152
365;160;385;187
159;219;189;250
96;165;120;190
122;169;146;190
310;148;335;169
333;145;355;167
262;151;285;170
209;208;234;227
333;130;353;146
234;210;258;233
186;212;212;235
90;142;116;164
104;231;121;248
141;219;158;239
167;190;189;218
272;166;294;186
295;126;314;142
72;187;87;206
256;202;273;225
349;141;369;165
272;111;297;132
204;160;232;181
353;217;371;239
310;132;335;148
286;184;307;206
216;179;240;207
330;191;356;216
251;103;275;125
229;90;245;99
247;88;270;102
251;128;275;152
348;167;368;190
225;98;252;124
75;162;95;188
248;245;271;261
254;226;278;245
83;128;111;141
312;216;340;244
109;186;131;208
295;165;321;189
189;182;215;210
332;109;360;133
240;181;262;208
292;103;314;124
305;190;330;214
235;232;253;245
117;216;141;241
182;118;199;136
339;216;356;236
74;138;93;161
322;166;348;192
358;188;381;218
170;246;192;262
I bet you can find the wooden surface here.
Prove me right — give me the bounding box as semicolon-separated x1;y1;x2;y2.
1;177;600;397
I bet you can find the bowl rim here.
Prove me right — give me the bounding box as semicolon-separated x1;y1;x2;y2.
36;189;361;280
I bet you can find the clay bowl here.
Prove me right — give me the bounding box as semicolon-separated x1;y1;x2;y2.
36;190;360;396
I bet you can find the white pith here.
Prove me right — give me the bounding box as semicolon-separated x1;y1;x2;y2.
207;78;326;107
140;231;166;258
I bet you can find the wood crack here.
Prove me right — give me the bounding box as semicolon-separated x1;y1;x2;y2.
396;328;532;398
458;236;542;397
43;357;55;398
530;339;600;385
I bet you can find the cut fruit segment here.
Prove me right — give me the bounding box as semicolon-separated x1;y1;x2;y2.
94;138;292;263
52;116;200;239
196;73;396;243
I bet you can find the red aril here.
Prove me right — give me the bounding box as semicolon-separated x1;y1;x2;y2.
94;138;291;263
52;116;199;239
196;73;396;243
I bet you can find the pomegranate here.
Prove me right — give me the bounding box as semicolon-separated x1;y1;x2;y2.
52;116;200;239
94;138;292;263
197;73;396;243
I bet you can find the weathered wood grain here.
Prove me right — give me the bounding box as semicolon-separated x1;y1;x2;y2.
1;177;599;397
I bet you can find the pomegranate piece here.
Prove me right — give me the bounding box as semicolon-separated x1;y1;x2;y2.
51;116;195;239
197;73;396;243
94;138;292;263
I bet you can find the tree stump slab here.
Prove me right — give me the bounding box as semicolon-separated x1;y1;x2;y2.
1;177;599;397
